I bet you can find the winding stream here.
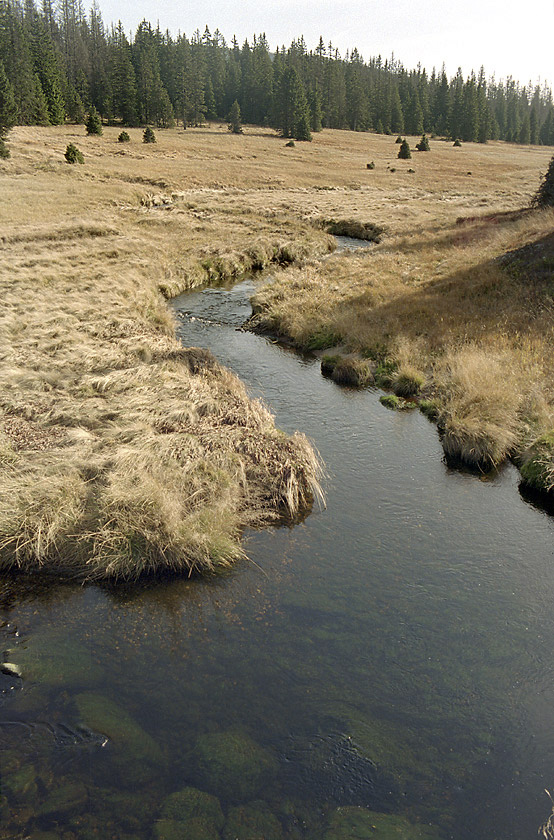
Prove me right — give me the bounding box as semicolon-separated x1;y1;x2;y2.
1;247;554;839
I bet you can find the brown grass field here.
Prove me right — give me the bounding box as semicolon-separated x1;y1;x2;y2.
0;123;553;577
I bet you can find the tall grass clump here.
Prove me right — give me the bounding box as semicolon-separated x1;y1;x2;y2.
439;348;522;470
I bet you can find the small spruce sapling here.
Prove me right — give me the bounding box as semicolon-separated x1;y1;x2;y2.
398;139;411;159
453;138;462;147
416;134;430;151
227;100;243;134
143;126;156;143
85;106;102;135
118;131;130;143
65;143;84;163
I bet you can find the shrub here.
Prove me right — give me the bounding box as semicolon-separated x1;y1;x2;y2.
397;139;411;159
366;161;375;169
143;126;156;144
64;143;84;164
416;134;430;151
0;138;9;159
532;155;554;208
395;136;403;144
285;139;295;147
453;138;462;147
85;106;102;136
118;131;130;143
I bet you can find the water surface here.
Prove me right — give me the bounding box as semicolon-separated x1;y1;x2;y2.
1;265;554;839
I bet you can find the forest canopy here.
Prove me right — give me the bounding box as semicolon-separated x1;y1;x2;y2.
0;0;553;144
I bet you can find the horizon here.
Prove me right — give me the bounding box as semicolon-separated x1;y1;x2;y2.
95;0;553;89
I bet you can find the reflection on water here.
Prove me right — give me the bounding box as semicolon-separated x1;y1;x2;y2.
1;272;554;839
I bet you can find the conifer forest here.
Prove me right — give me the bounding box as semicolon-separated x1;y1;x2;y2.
0;0;553;144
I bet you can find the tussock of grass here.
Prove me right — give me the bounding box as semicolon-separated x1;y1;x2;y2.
330;357;374;387
322;218;384;242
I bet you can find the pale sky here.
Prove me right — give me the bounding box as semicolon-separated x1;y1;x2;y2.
99;0;554;87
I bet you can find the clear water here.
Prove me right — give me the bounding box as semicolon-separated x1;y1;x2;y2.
2;264;554;839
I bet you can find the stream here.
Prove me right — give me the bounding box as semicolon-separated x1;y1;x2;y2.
1;243;554;839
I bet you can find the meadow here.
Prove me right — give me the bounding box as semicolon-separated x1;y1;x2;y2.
0;123;552;577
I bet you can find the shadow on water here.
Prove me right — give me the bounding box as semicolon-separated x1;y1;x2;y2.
2;257;554;839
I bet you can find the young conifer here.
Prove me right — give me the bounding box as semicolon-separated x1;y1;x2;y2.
398;138;411;159
143;126;156;143
533;155;554;208
85;105;102;135
227;100;243;134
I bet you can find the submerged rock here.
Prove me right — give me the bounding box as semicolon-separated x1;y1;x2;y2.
323;806;441;840
5;630;103;688
223;800;284;840
75;692;165;785
37;780;88;818
154;817;220;840
160;786;224;824
193;728;278;801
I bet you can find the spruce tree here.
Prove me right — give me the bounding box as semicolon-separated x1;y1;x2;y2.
533;156;554;208
398;138;411;159
227;99;242;133
416;133;430;151
0;60;17;159
85;105;102;135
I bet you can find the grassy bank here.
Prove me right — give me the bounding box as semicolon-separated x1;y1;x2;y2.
2;125;553;578
244;134;554;482
0;124;332;579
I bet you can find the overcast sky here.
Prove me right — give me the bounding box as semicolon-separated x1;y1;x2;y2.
98;0;553;86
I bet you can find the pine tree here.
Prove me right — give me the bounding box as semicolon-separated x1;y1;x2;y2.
416;133;430;151
227;99;242;133
0;58;15;157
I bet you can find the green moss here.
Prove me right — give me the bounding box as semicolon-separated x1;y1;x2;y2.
160;787;224;829
379;395;416;411
323;807;441;840
303;328;342;352
519;430;554;491
374;359;399;387
419;400;440;422
193;728;278;801
223;801;283;840
321;354;341;377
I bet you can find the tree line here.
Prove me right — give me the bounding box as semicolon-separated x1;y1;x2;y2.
1;0;553;147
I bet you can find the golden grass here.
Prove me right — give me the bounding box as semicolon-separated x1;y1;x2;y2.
0;124;335;579
1;123;553;577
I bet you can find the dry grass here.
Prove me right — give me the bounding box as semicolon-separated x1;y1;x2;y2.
0;124;335;579
2;124;554;576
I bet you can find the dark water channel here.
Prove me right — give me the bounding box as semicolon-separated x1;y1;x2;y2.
2;244;554;839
